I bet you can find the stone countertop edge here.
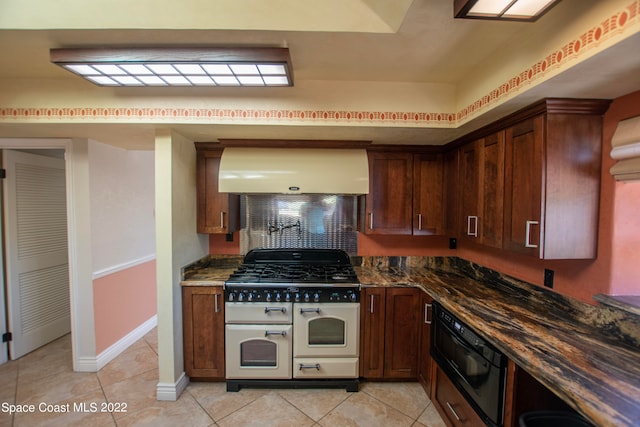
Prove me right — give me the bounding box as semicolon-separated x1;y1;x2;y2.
179;257;639;427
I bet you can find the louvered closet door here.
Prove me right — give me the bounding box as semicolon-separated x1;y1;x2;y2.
3;150;70;359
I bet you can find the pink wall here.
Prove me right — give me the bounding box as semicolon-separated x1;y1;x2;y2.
93;259;157;354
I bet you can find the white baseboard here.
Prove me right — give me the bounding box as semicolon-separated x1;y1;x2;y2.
95;314;158;371
74;356;99;372
156;372;189;401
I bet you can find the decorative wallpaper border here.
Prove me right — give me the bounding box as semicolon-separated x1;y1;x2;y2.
0;1;637;128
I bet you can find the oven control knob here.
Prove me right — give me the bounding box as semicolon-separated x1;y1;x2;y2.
350;293;357;301
285;293;291;302
275;293;281;302
266;293;272;302
304;292;310;302
228;293;235;302
238;293;244;302
313;293;320;302
295;293;301;302
247;293;254;302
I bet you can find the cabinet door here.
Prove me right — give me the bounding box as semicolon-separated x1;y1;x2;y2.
460;140;481;241
503;116;543;256
442;149;461;237
384;287;420;379
196;149;239;234
413;154;444;235
480;132;505;249
360;287;386;378
365;152;413;235
418;293;434;397
182;286;225;379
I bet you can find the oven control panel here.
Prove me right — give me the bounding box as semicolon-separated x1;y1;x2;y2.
225;287;360;303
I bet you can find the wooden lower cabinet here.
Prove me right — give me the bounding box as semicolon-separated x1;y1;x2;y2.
360;287;421;379
182;286;225;380
417;293;434;397
433;365;485;427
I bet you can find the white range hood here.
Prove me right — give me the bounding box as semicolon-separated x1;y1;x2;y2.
218;147;370;194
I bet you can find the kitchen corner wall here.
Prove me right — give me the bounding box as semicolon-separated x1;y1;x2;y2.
88;141;156;354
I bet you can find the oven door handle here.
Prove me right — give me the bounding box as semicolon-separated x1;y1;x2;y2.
264;307;287;313
264;330;287;337
299;307;320;314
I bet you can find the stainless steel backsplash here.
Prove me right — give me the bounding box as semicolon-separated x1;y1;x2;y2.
239;194;359;255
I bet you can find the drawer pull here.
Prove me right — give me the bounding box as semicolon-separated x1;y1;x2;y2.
264;307;287;313
299;363;320;371
264;330;286;337
446;401;461;421
299;307;320;314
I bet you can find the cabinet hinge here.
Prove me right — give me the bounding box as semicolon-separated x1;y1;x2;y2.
2;332;11;343
0;168;5;179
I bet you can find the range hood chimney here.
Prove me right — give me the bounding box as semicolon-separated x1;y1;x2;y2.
219;147;370;194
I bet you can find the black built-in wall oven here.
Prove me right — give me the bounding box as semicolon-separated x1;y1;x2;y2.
431;302;508;427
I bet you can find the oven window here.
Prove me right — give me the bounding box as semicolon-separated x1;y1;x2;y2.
241;339;277;367
308;317;345;345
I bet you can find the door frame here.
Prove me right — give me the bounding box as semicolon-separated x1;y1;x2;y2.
0;138;96;371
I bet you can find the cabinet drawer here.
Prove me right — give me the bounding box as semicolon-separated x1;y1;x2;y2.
293;357;359;379
435;366;484;427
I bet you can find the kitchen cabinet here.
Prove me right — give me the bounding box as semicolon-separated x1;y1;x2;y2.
502;100;609;259
195;146;239;234
360;287;420;379
417;292;434;397
459;132;505;249
364;150;444;235
442;149;460;237
413;153;444;235
433;365;485;427
364;151;414;235
182;286;225;380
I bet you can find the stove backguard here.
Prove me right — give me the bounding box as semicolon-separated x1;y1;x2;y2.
239;195;359;255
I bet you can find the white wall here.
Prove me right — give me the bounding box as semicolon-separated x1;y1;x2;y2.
88;141;155;275
155;129;208;400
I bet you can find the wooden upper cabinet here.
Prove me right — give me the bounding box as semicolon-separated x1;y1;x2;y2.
196;147;239;234
460;140;481;241
442;149;461;237
459;132;505;249
365;151;414;235
502;99;609;259
413;154;444;235
480;132;505;248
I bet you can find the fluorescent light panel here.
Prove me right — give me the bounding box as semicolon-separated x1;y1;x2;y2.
51;47;293;87
454;0;560;20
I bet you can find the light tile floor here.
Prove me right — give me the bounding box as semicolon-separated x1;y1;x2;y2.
0;329;446;427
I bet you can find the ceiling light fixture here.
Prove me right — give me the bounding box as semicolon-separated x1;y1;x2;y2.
454;0;561;21
50;47;294;87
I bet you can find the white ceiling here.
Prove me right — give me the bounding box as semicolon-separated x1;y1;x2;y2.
0;0;639;148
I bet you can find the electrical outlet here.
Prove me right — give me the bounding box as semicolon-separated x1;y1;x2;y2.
544;269;554;288
449;238;457;250
225;233;234;242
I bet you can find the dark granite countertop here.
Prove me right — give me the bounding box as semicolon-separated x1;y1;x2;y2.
181;255;640;427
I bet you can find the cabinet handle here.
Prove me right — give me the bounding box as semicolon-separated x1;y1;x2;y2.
265;330;286;337
214;293;220;313
424;303;432;324
220;211;226;229
369;212;374;230
525;220;539;248
446;402;462;421
467;215;478;237
369;294;375;313
418;213;423;231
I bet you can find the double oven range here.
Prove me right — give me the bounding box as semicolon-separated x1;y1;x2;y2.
224;249;360;392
